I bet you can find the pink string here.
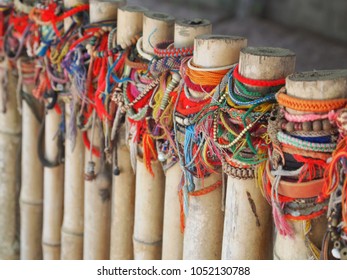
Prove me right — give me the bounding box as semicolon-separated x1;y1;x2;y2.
283;108;339;123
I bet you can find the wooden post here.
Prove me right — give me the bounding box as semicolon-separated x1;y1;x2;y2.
61;0;88;261
83;0;123;260
162;19;212;260
110;5;147;260
20;59;44;260
183;35;247;260
273;70;347;259
133;11;174;260
222;47;296;260
0;58;21;259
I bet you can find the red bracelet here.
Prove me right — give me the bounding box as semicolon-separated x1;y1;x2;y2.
233;64;285;87
154;41;193;58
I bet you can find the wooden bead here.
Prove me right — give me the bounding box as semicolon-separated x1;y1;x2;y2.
322;119;332;130
294;123;301;131
312;120;322;131
278;119;286;129
286;122;294;132
302;121;312;131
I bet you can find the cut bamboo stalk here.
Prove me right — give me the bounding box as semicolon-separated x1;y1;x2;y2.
116;5;148;48
61;89;85;260
110;126;135;259
183;35;247;260
83;0;123;260
110;5;147;260
133;11;174;260
273;69;347;259
0;58;21;260
134;158;165;260
162;19;212;260
60;0;88;260
222;47;296;260
142;11;175;55
20;59;44;260
42;108;65;260
89;0;125;23
83;122;112;260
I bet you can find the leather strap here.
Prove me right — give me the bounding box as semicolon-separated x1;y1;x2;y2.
266;161;323;199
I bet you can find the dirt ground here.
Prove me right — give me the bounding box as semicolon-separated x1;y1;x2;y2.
129;0;347;72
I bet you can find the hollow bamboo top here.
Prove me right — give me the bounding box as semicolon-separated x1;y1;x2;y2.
64;0;88;8
174;18;212;48
142;11;175;55
175;18;211;28
239;47;296;80
286;69;347;99
119;5;148;13
89;0;125;23
117;5;148;46
144;11;175;22
193;34;247;68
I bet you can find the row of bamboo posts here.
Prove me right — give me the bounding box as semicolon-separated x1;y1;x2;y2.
0;0;346;260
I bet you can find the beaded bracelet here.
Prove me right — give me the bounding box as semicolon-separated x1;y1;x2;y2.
278;118;334;132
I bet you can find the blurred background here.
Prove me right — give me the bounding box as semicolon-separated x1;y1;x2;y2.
129;0;347;71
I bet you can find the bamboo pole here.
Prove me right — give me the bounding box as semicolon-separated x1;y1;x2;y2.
42;108;65;259
60;0;88;261
110;5;147;260
133;11;174;260
83;0;124;260
0;58;21;260
61;87;85;260
273;69;347;259
183;35;247;260
20;59;44;260
161;19;212;260
222;47;296;260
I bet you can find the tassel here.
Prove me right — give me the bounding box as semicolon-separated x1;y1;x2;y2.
182;169;194;217
271;166;294;237
67;100;77;152
0;58;8;113
178;188;185;233
255;160;267;197
293;154;327;183
322;138;347;202
142;133;157;176
129;123;138;173
304;220;321;260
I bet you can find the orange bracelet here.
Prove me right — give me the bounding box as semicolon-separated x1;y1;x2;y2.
189;180;222;197
277;90;347;113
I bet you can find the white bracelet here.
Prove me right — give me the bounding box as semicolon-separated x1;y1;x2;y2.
136;37;154;61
